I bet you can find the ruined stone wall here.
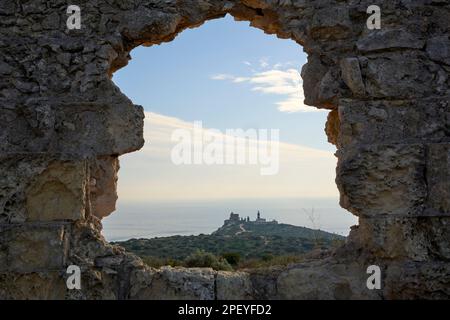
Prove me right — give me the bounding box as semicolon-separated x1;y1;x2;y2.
0;0;449;299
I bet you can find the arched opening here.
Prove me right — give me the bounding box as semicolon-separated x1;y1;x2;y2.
102;14;357;269
2;0;446;301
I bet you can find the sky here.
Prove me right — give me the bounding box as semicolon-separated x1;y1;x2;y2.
112;14;339;202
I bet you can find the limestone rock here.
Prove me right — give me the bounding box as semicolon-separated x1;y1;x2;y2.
426;36;450;66
26;161;88;222
216;271;253;300
130;267;215;300
357;29;426;52
384;262;450;299
276;260;381;300
0;0;449;300
0;224;68;272
354;216;450;261
89;157;120;219
325;109;340;146
0;272;67;300
338;98;450;148
337;144;428;217
340;58;365;97
426;143;450;214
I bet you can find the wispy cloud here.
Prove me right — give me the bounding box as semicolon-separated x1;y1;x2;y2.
117;112;338;201
211;74;233;81
212;66;320;113
259;57;270;69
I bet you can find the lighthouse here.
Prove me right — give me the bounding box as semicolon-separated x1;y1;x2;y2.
255;211;266;223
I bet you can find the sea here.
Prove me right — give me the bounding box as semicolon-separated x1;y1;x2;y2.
102;198;358;242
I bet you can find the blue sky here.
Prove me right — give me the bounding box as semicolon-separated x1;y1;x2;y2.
110;14;342;203
103;14;359;235
113;15;333;152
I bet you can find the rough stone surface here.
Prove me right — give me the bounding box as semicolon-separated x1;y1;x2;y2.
276;259;382;300
340;58;365;97
0;0;449;299
26;161;88;221
130;267;216;300
216;271;253;300
89;157;120;219
0;224;69;272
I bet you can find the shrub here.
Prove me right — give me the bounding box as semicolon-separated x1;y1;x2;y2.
331;238;346;248
261;253;274;262
221;252;241;266
238;255;304;269
183;250;233;271
141;256;183;268
141;256;162;268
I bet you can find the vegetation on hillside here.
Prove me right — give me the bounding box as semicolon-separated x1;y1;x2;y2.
116;220;345;270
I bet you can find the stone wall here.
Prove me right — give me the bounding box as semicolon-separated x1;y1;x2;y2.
0;0;449;299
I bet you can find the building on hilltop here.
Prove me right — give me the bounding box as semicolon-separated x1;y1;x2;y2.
254;211;278;224
255;211;266;223
229;212;240;221
224;211;278;225
224;212;244;225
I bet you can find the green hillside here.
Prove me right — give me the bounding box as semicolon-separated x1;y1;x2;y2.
212;221;343;241
116;218;345;269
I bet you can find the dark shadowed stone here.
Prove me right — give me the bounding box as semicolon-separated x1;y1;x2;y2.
426;36;450;66
357;29;426;52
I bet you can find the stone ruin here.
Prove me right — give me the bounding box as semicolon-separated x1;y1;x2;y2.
0;0;449;299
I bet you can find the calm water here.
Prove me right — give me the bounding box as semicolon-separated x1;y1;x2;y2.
102;198;358;242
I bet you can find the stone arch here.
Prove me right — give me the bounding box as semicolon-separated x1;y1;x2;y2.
0;0;449;299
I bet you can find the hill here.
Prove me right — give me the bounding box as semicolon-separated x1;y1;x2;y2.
116;212;345;269
213;220;342;241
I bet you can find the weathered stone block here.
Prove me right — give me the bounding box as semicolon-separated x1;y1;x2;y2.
0;155;52;223
129;267;215;300
276;260;381;300
337;144;427;217
361;52;445;99
0;156;113;223
357;29;425;52
340;58;365;97
301;54;334;108
0;0;449;300
89;156;119;219
309;6;352;40
216;271;253;300
65;268;118;300
0;224;69;272
338;97;450;147
0;97;144;157
0;272;67;300
426;143;450;214
353;217;450;261
26;161;88;222
128;266;155;299
384;261;450;300
325;109;339;146
426;36;450;66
